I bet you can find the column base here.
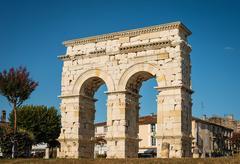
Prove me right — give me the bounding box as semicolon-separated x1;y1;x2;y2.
156;135;192;158
57;138;94;158
106;137;139;158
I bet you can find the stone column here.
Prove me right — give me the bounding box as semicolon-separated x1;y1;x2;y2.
57;94;96;158
78;95;96;158
156;87;192;158
106;91;139;158
58;95;81;158
124;91;140;158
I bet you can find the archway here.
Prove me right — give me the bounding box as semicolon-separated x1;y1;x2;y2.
77;76;107;158
57;69;115;158
94;84;108;157
138;78;158;157
123;70;158;158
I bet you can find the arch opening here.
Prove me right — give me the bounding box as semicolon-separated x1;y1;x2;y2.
78;76;108;158
125;71;158;158
126;71;154;94
72;69;115;95
80;77;105;97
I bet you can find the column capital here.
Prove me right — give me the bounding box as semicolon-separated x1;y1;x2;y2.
105;90;141;98
58;94;80;99
155;85;193;94
58;94;97;101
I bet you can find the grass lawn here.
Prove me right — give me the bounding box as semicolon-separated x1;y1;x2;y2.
1;155;240;164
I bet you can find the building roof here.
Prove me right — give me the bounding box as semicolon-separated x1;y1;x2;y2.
192;116;233;131
95;122;106;127
139;115;157;125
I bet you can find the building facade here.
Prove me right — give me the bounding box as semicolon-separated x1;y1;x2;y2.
94;115;159;158
192;117;233;158
138;115;157;157
207;115;240;133
94;115;233;158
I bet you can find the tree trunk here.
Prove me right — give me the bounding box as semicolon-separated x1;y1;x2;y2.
12;103;17;158
14;104;17;134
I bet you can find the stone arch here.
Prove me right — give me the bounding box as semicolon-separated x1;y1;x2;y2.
72;69;115;95
69;69;114;159
58;22;193;159
118;63;166;91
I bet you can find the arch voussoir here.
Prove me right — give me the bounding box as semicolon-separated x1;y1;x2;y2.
72;69;115;95
118;63;165;91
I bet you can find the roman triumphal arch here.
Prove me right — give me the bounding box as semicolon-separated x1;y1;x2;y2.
57;22;193;158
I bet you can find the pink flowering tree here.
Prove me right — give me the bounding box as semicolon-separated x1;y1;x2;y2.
0;66;38;158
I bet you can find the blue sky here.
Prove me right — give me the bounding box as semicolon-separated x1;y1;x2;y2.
0;0;240;122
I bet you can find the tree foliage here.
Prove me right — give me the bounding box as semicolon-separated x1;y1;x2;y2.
0;66;38;158
230;132;240;153
0;67;38;107
0;127;33;158
9;105;61;147
0;123;11;137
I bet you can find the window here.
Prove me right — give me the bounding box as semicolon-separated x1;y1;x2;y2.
151;124;156;133
151;136;156;146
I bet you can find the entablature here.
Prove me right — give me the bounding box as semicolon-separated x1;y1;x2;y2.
63;21;191;47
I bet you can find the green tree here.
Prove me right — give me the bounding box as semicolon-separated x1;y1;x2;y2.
230;132;240;153
9;105;61;149
0;67;38;158
0;128;34;158
0;123;12;144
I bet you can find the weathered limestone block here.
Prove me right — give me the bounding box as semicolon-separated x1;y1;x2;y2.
161;142;170;158
119;37;130;43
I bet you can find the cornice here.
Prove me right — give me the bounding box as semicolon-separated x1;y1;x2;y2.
58;40;172;61
120;40;171;53
63;21;191;47
57;53;84;61
155;85;194;94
